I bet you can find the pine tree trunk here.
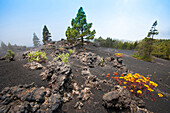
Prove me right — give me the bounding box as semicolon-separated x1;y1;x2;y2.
81;36;84;46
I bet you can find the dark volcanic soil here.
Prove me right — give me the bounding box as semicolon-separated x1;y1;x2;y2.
0;43;170;113
0;59;48;91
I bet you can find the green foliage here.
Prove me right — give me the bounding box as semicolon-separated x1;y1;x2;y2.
133;39;170;61
133;37;154;62
100;57;104;66
94;37;138;50
54;53;70;64
27;50;47;62
68;49;75;54
4;50;15;60
132;52;141;59
33;33;41;47
132;21;169;61
152;39;170;60
42;25;51;44
65;7;96;46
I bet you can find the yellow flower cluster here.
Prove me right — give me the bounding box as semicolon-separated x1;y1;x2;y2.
114;53;123;57
149;81;158;87
137;90;142;94
119;73;163;98
158;93;163;97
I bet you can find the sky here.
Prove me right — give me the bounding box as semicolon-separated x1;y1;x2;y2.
0;0;170;47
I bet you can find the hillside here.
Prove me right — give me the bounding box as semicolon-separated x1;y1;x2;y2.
0;39;169;113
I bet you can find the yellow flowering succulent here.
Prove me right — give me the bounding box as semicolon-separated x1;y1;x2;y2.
114;53;123;57
111;72;162;101
148;88;154;92
123;86;126;89
136;80;141;83
124;82;127;84
158;93;163;97
137;90;142;94
119;77;124;79
144;84;149;88
149;81;158;87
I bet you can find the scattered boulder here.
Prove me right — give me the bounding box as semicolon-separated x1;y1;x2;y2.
77;87;92;102
85;75;101;89
103;85;150;112
77;52;103;68
73;82;79;91
103;85;131;110
74;101;83;109
23;62;44;70
40;60;72;93
81;66;92;76
63;93;72;103
112;57;128;72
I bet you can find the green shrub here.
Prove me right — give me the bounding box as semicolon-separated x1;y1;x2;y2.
54;53;69;64
68;49;75;54
27;50;47;63
4;50;15;60
132;52;140;59
132;52;153;62
100;57;104;66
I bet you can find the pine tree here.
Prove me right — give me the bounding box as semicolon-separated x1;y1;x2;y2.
8;42;13;50
65;7;96;46
42;25;51;44
147;20;159;38
33;33;41;47
1;41;7;50
133;21;159;61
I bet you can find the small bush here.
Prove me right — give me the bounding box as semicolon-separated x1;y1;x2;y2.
27;50;47;63
68;49;75;54
4;50;15;60
54;53;69;64
132;52;141;59
99;57;104;66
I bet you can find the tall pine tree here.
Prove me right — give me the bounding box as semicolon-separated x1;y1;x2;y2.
42;25;51;44
147;20;159;38
134;21;159;61
1;41;7;50
65;7;96;46
33;33;41;47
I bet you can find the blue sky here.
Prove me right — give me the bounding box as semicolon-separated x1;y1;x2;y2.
0;0;170;46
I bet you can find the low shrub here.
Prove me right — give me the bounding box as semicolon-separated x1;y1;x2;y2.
68;49;75;54
99;57;104;66
27;50;47;63
54;53;69;64
4;50;15;61
132;52;154;62
132;52;141;59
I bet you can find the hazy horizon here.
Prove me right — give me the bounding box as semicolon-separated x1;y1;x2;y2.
0;0;170;47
